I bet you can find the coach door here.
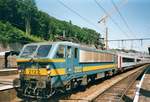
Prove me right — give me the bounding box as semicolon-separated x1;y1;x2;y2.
66;46;74;75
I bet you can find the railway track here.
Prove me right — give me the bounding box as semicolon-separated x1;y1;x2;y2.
93;66;145;102
60;64;149;102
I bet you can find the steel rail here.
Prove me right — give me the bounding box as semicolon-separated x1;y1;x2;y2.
118;68;145;102
92;65;148;102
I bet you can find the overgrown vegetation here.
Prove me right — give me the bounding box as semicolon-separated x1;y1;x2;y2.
0;21;43;44
0;0;103;47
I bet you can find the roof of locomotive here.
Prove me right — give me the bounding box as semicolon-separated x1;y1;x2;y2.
23;41;114;54
24;41;79;46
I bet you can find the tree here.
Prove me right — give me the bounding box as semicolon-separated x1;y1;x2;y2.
0;0;103;48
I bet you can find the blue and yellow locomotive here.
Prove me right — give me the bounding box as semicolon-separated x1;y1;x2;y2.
15;41;118;98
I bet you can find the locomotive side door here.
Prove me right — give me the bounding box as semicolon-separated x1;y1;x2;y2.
66;46;74;75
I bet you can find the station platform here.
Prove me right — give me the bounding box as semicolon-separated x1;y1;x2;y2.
0;68;18;76
0;69;18;90
0;74;18;91
134;66;150;102
0;74;19;102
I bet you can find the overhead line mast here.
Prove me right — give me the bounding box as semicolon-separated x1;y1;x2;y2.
95;0;128;50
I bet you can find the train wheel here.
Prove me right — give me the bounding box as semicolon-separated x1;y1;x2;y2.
70;80;74;89
104;71;110;79
65;79;75;91
76;80;82;87
81;76;88;86
112;69;116;76
89;74;96;82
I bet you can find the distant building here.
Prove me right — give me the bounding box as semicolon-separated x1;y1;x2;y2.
0;51;19;69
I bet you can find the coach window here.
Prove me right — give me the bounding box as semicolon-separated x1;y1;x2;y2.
123;57;134;62
55;46;65;58
137;59;141;62
67;46;71;58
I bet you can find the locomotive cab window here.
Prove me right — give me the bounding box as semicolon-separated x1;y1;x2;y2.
36;45;52;58
55;46;65;58
67;46;72;58
74;48;78;58
20;45;37;58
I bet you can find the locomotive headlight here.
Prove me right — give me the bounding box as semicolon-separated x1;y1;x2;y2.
18;70;22;73
46;65;51;70
46;65;51;74
47;70;51;74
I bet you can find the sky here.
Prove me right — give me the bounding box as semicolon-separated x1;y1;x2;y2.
36;0;150;52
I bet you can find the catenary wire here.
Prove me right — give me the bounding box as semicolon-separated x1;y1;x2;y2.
94;0;131;38
57;0;102;32
111;0;137;38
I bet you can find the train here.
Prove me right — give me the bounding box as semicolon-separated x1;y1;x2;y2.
14;41;148;99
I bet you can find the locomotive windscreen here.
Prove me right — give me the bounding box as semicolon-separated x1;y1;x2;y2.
20;45;52;58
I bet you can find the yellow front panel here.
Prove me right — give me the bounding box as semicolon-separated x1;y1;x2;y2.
23;68;48;76
21;68;66;76
50;68;66;76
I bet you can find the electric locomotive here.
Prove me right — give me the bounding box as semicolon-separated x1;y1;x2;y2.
14;41;118;98
14;41;146;99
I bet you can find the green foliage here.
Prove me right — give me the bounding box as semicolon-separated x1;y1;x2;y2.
0;21;43;44
0;0;103;47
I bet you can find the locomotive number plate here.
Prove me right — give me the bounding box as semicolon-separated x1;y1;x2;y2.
23;68;47;75
24;69;40;75
28;69;40;75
